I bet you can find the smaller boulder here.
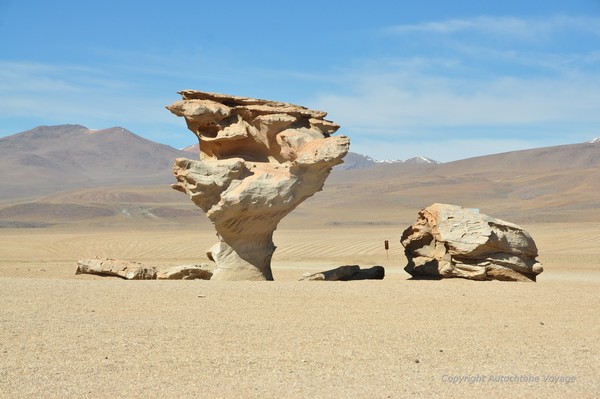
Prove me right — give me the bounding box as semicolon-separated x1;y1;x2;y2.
401;203;543;281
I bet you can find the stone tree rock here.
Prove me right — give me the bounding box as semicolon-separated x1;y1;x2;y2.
167;90;349;280
401;204;543;281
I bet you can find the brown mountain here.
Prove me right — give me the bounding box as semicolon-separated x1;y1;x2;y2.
1;125;599;226
0;124;194;201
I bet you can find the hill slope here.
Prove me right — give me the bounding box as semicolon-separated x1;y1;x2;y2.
0;125;193;200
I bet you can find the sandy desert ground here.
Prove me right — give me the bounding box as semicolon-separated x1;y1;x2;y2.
1;221;599;398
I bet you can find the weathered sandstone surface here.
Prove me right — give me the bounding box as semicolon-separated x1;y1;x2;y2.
167;90;349;281
401;203;543;281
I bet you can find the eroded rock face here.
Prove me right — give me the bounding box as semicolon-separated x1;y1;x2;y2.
401;204;543;281
167;90;349;280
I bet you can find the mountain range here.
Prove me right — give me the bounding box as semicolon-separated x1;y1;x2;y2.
334;153;439;170
180;143;439;169
1;124;599;227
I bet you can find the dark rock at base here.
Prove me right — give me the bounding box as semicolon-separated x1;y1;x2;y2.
300;265;385;281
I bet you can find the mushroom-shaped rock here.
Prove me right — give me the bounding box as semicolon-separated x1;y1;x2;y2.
167;90;349;280
401;204;543;281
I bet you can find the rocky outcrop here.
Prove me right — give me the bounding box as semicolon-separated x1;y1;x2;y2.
76;258;157;280
167;90;349;281
300;265;385;281
156;264;213;280
401;204;543;281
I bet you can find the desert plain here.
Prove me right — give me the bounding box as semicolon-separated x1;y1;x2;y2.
1;220;599;398
1;126;599;398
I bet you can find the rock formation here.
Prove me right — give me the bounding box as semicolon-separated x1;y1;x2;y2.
401;204;543;281
167;90;349;280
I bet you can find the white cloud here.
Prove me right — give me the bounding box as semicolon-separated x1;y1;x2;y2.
312;67;600;134
307;15;600;160
0;55;347;145
0;60;188;145
0;62;144;117
384;15;600;40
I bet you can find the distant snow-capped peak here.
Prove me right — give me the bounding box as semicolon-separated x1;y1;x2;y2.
590;137;600;144
404;156;440;164
374;156;440;164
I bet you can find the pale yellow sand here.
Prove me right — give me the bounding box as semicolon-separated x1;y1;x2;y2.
1;224;599;398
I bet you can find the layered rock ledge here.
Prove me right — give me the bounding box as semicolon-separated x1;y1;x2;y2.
167;90;349;280
401;203;543;281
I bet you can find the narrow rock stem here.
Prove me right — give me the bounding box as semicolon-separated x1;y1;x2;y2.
211;233;275;281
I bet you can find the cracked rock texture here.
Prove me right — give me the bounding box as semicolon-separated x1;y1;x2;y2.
167;90;349;280
401;203;543;281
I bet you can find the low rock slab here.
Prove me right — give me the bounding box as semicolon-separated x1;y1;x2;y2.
301;265;385;281
76;258;157;280
401;203;543;282
76;259;214;280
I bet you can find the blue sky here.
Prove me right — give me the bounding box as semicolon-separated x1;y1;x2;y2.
1;0;599;161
